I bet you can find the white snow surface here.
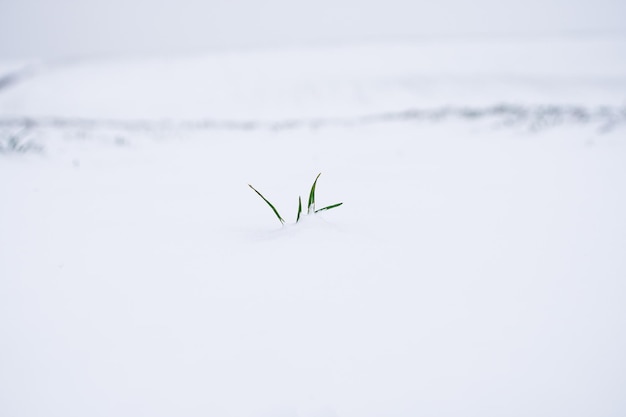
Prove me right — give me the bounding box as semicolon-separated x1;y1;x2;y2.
1;37;626;120
1;37;626;417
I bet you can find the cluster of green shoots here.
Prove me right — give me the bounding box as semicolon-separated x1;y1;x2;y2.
249;173;343;225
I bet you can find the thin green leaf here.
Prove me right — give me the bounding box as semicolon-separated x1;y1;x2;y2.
248;184;285;225
296;196;302;223
307;173;321;214
315;202;343;213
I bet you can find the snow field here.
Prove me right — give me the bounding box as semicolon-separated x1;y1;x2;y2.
1;121;625;416
1;35;626;416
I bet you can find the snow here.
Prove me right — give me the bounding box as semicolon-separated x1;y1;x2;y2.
1;35;626;417
1;37;626;121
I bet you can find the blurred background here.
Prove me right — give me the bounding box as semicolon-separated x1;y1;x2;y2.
1;0;625;59
2;2;626;417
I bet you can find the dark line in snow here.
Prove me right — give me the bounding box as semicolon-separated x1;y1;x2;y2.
1;104;625;133
0;64;43;92
0;59;81;94
0;71;26;91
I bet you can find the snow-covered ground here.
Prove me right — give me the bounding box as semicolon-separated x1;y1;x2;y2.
1;36;626;417
2;36;626;121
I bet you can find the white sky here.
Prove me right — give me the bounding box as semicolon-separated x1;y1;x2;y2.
0;0;625;59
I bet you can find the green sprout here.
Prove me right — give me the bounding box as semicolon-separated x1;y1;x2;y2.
248;184;285;225
249;173;343;226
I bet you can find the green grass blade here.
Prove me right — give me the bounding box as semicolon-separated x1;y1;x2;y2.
248;184;285;225
296;196;302;223
307;173;321;214
315;202;343;213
